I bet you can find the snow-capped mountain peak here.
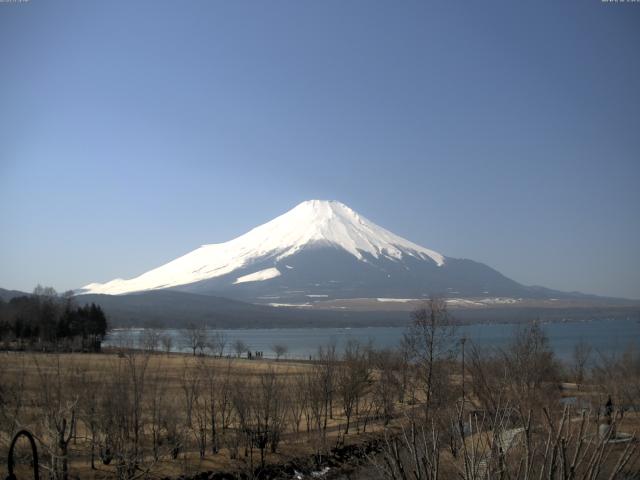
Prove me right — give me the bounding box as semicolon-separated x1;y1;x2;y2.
230;200;444;264
80;200;445;295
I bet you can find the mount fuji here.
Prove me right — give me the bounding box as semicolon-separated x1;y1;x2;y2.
79;200;580;304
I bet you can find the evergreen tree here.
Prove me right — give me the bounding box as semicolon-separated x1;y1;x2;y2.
1;287;108;351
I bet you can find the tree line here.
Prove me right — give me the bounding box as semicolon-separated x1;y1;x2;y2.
0;285;108;351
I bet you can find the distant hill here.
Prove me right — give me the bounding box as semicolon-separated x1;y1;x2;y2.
75;290;408;328
0;287;29;302
75;290;640;329
2;286;637;328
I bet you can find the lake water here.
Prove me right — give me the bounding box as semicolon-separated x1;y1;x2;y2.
104;318;640;362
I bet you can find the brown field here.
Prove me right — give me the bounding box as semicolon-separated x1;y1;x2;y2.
2;314;639;480
0;349;405;479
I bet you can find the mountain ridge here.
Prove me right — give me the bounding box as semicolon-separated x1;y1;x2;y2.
79;200;446;296
77;200;609;303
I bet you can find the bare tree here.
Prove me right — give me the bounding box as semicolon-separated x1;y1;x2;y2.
593;343;640;416
317;342;337;429
96;350;153;480
140;328;160;353
198;356;220;454
230;377;253;466
372;349;400;426
160;334;173;355
0;353;27;443
209;331;227;357
180;359;200;427
404;297;457;420
305;368;329;459
217;359;234;434
78;366;103;470
233;339;248;358
373;406;640;480
230;367;289;468
467;322;560;423
570;340;592;388
255;369;288;459
289;373;308;434
467;343;507;416
503;321;560;415
337;340;371;434
122;350;150;478
192;376;208;458
182;323;207;356
272;343;288;361
33;354;80;480
146;361;170;462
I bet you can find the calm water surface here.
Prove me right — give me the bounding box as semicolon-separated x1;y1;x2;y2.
104;318;640;361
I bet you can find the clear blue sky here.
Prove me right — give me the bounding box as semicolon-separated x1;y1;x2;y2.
1;1;639;299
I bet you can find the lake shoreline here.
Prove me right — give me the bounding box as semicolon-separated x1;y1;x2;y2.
108;315;638;332
104;318;640;362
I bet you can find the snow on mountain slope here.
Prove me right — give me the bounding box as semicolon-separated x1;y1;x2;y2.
80;200;445;295
233;267;282;284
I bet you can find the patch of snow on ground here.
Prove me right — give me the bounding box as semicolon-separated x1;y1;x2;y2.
478;297;522;305
377;298;417;303
446;298;485;307
446;297;523;307
267;302;313;308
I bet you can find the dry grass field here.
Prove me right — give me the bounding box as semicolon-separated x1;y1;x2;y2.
2;310;639;480
1;349;407;479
